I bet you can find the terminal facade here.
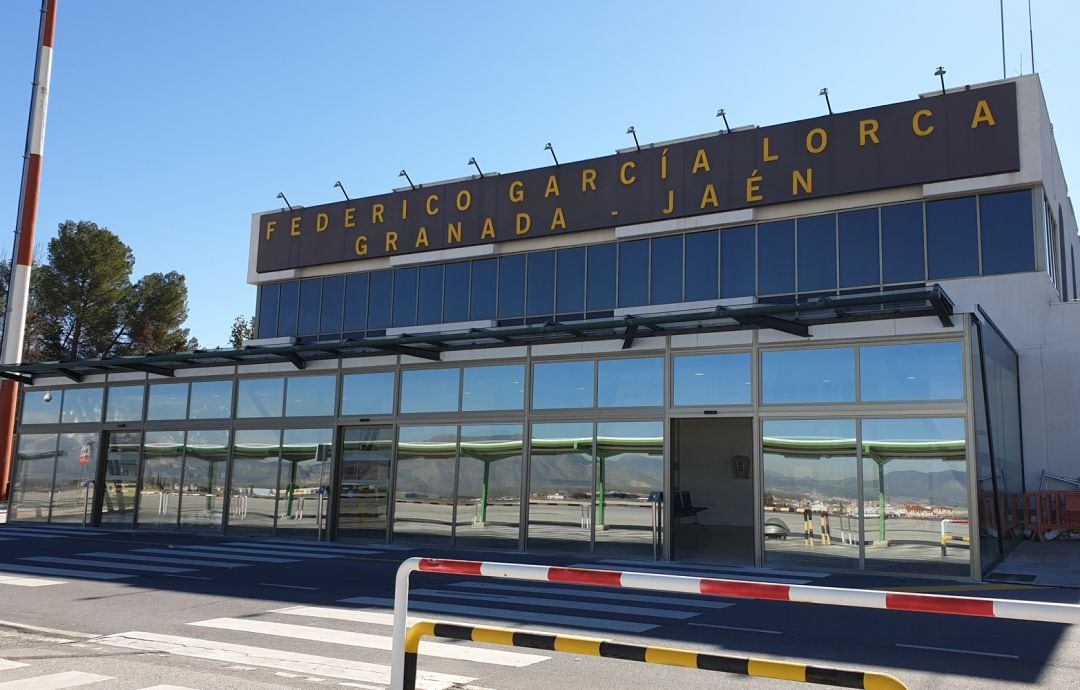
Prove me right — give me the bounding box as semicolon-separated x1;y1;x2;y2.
5;75;1078;580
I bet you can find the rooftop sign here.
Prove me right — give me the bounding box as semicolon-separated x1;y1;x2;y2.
256;82;1019;273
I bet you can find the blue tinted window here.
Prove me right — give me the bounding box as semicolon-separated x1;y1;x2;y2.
401;368;460;413
277;281;298;337
980;191;1035;275
533;360;594;409
470;258;497;320
673;353;751;405
927;196;978;279
498;255;525;318
341;371;395;415
650;235;683;305
297;278;321;336
684;230;718;302
598;357;664;407
556;247;585;315
721;225;755;298
839;208;880;288
462;364;525;410
443;262;469;323
417;265;444;325
882;203;925;283
368;270;392;330
526;251;555;317
343;273;369;332
320;276;344;335
586;244;617;311
758;220;795;295
761;348;856;403
392;267;418;327
797;214;837;292
257;284;279;339
860;342;964;401
618;239;649;307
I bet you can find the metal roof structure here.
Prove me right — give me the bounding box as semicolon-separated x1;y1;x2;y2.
0;285;954;385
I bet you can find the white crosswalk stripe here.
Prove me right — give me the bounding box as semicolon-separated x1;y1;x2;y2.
246;539;413;552
0;563;131;580
18;557;193;574
78;552;248;569
0;659;29;670
0;574;65;587
0;529;65;539
448;581;737;610
172;545;340;559
0;671;114;689
134;548;298;564
410;588;699;619
588;557;829;579
221;542;381;556
567;560;817;584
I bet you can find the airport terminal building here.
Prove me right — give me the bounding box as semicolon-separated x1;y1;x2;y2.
4;75;1078;580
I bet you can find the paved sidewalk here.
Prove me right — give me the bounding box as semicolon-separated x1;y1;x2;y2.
989;539;1080;588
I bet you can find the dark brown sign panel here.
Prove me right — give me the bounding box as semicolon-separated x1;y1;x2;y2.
256;82;1019;273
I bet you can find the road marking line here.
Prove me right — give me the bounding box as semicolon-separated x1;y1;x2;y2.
136;686;202;690
260;582;318;591
410;588;698;619
0;529;64;538
0;564;131;580
592;558;828;579
2;526;106;534
190;617;548;666
249;540;413;551
451;581;736;610
18;556;192;574
135;548;297;564
182;545;340;559
0;619;96;639
94;631;472;690
0;671;114;689
568;562;811;585
162;574;212;581
688;622;783;635
338;596;657;633
274;606;438;628
222;542;380;556
0;660;29;670
80;552;247;568
895;643;1019;659
0;574;65;587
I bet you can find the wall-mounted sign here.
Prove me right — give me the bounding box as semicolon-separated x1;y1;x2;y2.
256;82;1019;273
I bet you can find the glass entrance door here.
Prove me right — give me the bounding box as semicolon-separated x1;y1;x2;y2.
95;431;141;527
333;425;393;542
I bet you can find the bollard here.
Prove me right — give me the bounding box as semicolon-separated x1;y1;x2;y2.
803;508;814;547
820;511;832;546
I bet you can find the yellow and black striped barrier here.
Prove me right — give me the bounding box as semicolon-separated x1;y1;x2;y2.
403;620;907;690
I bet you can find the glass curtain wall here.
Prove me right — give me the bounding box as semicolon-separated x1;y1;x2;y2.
336;426;394;541
456;424;523;550
229;429;281;535
100;431;140;526
52;432;98;523
139;431;184;529
10;434;59;521
393;425;458;545
528;423;594;553
594;421;663;558
180;430;228;531
276;429;333;537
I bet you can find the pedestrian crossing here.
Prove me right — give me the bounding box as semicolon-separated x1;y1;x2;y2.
0;658;200;689
567;558;830;585
0;525;108;541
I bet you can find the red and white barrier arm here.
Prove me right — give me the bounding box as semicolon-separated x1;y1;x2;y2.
389;557;1080;689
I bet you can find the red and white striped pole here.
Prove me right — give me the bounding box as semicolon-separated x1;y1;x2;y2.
0;0;58;501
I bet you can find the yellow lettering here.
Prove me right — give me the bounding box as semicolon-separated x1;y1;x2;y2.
385;231;398;252
660;148;669;180
290;216;301;237
455;189;471;212
859;119;879;146
581;168;597;192
515;212;531;235
806;128;828;154
265;220;276;240
763;137;779;162
699;183;719;209
415;226;429;248
913;109;934;136
662;189;674;215
692;148;711;174
971;99;996;128
620;161;637;186
447;222;462;244
426;194;439;216
481;217;496;239
509;180;525;203
401;199;408;220
354;235;368;256
792;168;813;196
316;212;328;233
550;207;566;231
344;207;356;228
545;175;560;198
372;204;384;224
746;169;763;202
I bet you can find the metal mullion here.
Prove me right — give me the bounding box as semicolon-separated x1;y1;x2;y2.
975;193;983;276
877;207;884;287
450;424;461;549
921;201;929;281
856;418;865;570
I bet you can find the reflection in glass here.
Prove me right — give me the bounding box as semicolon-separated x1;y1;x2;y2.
673;353;751;406
139;431;184;529
761;348;855;404
980;190;1035;276
61;388;103;424
462;365;525;411
618;239;649;308
927;196;979;280
51;432;98;522
336;426;393;542
532;361;594;409
762;420;858;570
21;389;59;425
106;386;145;422
100;431;140;526
393;425;457;545
721;226;755;298
684;230;718;302
650;235;683;305
862;418;969;576
189;380;233;419
341;372;395;415
594;422;663;557
882;202;925;284
285;375;336;417
758;220;796;295
860;342;963;401
971;329;1000;571
839;208;880;288
797;214;837;292
229;429;281;535
528;422;593;553
277;428;333;538
586;243;616;311
400;368;460;413
148;383;189;420
10;434;58;521
236;378;284;418
597;358;663;407
181;430;228;532
456;424;523;550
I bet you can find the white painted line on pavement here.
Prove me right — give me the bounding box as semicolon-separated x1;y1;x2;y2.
410;588;698;619
0;574;65;587
137;686;202;690
185;545;340;559
222;542;380;556
190;617;548;666
451;581;736;611
80;552;247;568
689;622;782;635
0;671;114;689
895;643;1019;659
260;582;318;591
338;596;657;633
0;659;28;670
592;558;828;578
4;525;106;534
0;564;131;580
0;529;64;538
567;562;811;585
18;556;192;574
250;540;413;551
135;548;297;564
273;606;417;627
162;574;212;581
94;631;473;690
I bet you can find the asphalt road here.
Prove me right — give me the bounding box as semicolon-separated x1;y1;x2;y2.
0;523;1078;689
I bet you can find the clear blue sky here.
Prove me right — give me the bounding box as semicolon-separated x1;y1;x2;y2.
1;1;1077;348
